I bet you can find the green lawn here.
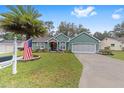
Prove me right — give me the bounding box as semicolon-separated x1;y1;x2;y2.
0;52;82;88
110;51;124;61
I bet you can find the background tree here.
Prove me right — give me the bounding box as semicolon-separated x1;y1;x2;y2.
45;21;55;36
78;24;90;34
58;21;70;36
3;32;25;40
45;21;54;32
58;21;90;37
93;31;111;41
0;5;46;40
67;23;77;37
48;31;55;37
58;21;76;37
93;32;104;40
93;22;124;40
112;22;124;37
102;31;110;38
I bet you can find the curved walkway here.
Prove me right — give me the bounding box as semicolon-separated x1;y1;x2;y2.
75;54;124;88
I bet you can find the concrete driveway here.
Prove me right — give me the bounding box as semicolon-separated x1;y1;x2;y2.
75;53;124;88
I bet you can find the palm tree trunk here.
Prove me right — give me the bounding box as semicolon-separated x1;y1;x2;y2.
26;34;31;40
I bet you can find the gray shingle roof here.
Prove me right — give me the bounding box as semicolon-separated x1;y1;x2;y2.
105;37;124;43
32;36;51;42
116;37;124;43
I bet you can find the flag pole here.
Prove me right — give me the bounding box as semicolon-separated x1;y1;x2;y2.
12;36;17;74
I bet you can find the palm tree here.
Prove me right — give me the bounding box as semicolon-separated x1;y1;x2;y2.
0;5;46;40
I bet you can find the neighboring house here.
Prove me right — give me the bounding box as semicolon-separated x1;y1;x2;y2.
100;37;124;50
0;40;24;53
32;32;100;53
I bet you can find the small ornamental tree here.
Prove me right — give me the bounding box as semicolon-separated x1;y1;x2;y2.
0;5;46;40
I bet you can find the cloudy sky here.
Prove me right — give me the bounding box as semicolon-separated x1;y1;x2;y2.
0;5;124;33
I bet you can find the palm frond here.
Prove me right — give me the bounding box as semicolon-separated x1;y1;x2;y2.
0;5;46;39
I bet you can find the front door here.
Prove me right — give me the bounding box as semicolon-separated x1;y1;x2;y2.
50;42;57;51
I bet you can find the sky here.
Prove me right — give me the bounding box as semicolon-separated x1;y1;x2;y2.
0;5;124;34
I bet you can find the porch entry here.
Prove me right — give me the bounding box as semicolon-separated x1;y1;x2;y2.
49;38;66;51
49;39;57;51
50;42;57;51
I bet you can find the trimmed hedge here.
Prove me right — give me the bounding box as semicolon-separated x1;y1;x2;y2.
99;47;113;55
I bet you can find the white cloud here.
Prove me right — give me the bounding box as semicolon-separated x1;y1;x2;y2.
112;8;123;20
115;8;123;13
112;14;121;20
71;6;97;18
90;11;97;16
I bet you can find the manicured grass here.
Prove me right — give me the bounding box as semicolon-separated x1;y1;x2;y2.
0;52;82;88
110;51;124;61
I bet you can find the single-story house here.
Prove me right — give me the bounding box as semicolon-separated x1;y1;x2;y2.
32;32;100;53
100;37;124;50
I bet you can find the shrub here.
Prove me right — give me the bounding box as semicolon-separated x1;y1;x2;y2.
99;46;113;55
57;49;72;53
64;50;72;53
42;48;49;52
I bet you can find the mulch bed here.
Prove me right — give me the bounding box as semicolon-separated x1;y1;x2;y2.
18;55;41;62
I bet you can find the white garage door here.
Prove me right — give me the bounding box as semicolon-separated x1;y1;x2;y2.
72;44;96;53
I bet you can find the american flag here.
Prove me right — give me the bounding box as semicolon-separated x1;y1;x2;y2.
23;39;33;60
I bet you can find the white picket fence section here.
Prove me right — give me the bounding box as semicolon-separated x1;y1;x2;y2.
0;44;14;69
0;37;18;74
0;56;22;70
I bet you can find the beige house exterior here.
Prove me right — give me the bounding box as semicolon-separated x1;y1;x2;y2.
100;37;124;50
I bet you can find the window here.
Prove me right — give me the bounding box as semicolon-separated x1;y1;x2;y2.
33;42;38;46
60;42;66;50
40;43;45;49
36;43;38;46
111;44;115;47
